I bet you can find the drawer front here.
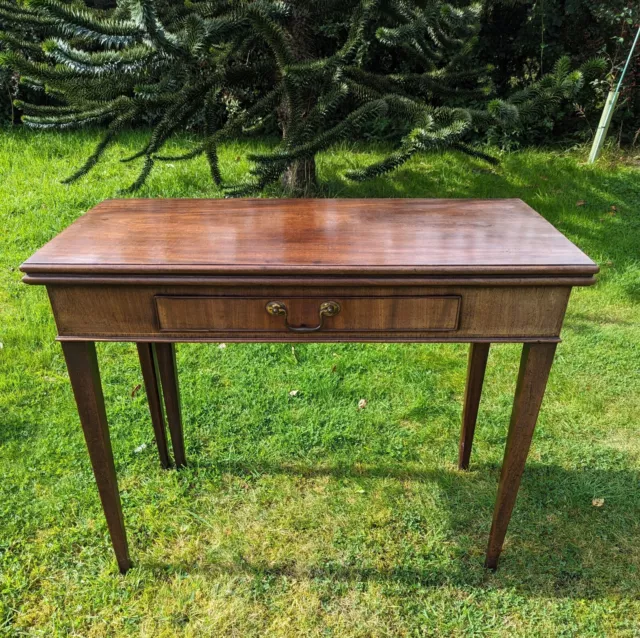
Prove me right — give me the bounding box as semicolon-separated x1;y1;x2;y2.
155;295;461;333
47;284;570;341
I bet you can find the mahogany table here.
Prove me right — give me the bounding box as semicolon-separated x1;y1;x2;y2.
21;198;598;574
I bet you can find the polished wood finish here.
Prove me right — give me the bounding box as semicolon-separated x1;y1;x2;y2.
46;284;571;342
458;343;490;470
155;294;461;333
155;343;186;469
136;343;171;469
485;342;557;569
61;341;132;574
25;274;597;287
22;198;598;278
22;198;598;573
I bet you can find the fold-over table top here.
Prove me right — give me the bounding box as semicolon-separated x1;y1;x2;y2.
21;198;598;278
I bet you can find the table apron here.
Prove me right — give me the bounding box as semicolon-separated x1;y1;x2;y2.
47;283;572;342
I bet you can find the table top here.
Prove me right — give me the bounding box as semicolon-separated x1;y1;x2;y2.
21;198;598;277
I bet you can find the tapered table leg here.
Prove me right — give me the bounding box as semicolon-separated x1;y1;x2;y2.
458;343;490;470
485;342;557;570
61;341;132;574
155;343;186;468
137;343;172;469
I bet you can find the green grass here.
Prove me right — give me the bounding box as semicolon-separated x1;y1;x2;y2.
1;128;639;637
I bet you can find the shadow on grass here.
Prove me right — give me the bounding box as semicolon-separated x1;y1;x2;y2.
146;458;640;601
564;311;637;328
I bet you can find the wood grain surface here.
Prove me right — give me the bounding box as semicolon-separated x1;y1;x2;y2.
24;198;595;573
154;294;461;333
47;284;571;341
21;198;598;277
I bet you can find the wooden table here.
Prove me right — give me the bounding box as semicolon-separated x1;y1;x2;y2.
21;198;598;574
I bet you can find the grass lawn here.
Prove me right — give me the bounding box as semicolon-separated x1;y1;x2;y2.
1;128;639;637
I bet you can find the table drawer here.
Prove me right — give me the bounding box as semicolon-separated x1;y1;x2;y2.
155;295;461;333
47;284;570;341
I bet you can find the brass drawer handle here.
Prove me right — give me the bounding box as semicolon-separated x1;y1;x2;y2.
266;300;341;333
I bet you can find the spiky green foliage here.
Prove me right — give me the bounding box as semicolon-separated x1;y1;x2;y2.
0;0;604;194
485;55;607;148
0;0;37;124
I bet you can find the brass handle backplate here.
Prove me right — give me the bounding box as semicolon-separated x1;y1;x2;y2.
265;300;341;333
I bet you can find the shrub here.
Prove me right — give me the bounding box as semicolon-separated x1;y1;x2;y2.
0;0;605;194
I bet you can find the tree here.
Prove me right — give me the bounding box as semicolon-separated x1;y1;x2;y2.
0;0;604;195
477;0;640;144
0;0;31;124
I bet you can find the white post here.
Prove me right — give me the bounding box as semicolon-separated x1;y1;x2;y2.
588;90;619;163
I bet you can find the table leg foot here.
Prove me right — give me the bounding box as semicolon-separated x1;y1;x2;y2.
155;343;186;468
485;342;557;570
137;343;172;469
458;343;490;470
61;341;132;574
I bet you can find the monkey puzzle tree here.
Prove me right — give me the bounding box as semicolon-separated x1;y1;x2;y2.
0;0;604;195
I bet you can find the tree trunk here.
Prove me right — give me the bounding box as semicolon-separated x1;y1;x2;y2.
281;157;316;195
278;106;317;195
278;5;317;196
278;92;317;195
